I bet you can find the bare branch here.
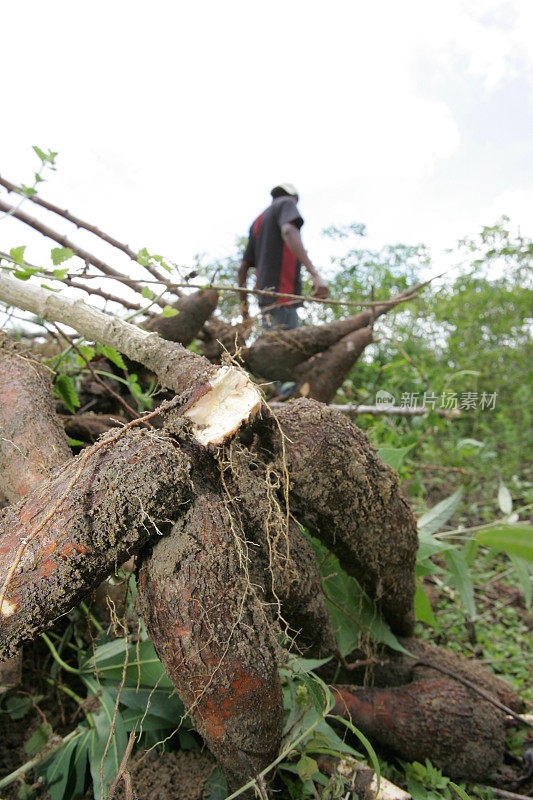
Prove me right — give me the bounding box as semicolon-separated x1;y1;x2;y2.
0;173;167;282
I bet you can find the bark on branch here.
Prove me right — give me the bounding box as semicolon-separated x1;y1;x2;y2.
0;273;262;446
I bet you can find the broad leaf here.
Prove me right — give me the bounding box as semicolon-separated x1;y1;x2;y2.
83;676;128;800
376;445;412;471
475;524;533;563
35;734;83;800
56;375;80;413
417;488;463;537
414;583;438;627
204;766;227;800
10;245;26;266
24;722;50;755
444;548;476;620
162;304;179;317
51;247;74;266
96;344;126;370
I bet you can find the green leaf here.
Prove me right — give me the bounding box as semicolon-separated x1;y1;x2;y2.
297;754;319;781
51;247;74;266
56;374;80;413
162;304;179;318
33;145;47;162
24;722;50;755
96;344;126;370
204;766;227;800
414;582;438;627
141;286;154;300
82;676;128;800
498;483;513;515
71;729;91;797
314;541;405;655
76;345;96;366
106;686;185;725
509;555;532;608
300;673;327;715
10;245;26;266
444;548;476;619
417;488;463;536
376;445;412;471
475;524;533;563
4;695;32;720
37;735;80;800
53;268;69;279
136;247;149;266
68;437;85;447
81;639;172;689
450;782;473;800
456;438;484;455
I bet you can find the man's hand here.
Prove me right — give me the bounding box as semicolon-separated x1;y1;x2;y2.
312;276;329;299
240;299;250;325
281;224;329;301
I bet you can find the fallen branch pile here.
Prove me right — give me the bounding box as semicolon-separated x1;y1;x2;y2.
0;185;526;798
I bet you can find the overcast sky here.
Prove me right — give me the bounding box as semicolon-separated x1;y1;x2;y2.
1;0;532;283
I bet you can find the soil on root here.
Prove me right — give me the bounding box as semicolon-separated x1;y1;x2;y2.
137;455;283;791
267;398;418;637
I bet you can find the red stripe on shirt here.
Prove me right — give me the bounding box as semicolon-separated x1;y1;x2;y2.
253;212;264;239
278;244;297;305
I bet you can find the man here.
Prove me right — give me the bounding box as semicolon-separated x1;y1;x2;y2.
238;183;328;330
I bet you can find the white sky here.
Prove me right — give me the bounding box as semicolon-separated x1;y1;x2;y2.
1;0;532;283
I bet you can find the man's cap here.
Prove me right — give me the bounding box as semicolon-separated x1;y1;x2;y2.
271;183;299;198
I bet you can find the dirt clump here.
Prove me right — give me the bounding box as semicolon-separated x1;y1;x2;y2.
113;749;216;800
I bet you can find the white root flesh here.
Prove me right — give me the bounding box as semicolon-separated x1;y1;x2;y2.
183;366;262;446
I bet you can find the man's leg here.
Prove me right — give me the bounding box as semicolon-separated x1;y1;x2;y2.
260;306;300;398
261;305;299;331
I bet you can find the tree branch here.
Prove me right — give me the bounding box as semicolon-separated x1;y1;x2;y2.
0;272;262;446
0;173;167;282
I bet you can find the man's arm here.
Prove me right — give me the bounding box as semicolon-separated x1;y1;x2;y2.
237;259;252;322
281;223;329;299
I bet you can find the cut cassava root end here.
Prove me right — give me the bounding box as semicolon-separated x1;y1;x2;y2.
183;366;262;447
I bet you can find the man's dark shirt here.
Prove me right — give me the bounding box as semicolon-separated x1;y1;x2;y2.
243;196;304;308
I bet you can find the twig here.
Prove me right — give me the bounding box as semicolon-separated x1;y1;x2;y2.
63;277;147;312
0;198;146;294
477;789;533;800
269;402;459;418
0;173;166;283
417;463;468;475
135;279;423;309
